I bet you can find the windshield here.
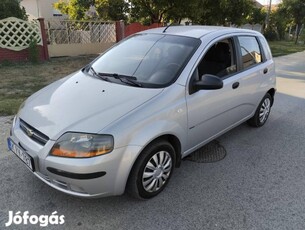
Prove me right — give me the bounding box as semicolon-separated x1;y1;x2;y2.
90;34;200;88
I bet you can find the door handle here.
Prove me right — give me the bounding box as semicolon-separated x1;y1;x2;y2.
232;82;239;89
263;68;268;74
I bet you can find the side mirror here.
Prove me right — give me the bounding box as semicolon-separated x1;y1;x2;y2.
193;74;223;91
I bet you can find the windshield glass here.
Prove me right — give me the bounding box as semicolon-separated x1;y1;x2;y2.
90;34;200;88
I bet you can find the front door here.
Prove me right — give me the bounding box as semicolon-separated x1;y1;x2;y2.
186;36;263;151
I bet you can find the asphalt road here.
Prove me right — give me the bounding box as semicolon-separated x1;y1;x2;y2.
0;51;305;230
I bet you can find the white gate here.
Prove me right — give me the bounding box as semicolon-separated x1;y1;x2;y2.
45;19;116;57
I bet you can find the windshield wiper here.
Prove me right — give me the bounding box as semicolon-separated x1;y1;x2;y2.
98;72;142;87
89;67;111;82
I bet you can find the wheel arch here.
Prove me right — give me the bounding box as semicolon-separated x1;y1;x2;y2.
132;134;182;170
150;134;182;167
125;134;182;198
267;88;276;106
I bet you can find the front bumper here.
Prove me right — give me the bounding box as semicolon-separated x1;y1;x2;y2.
9;117;142;198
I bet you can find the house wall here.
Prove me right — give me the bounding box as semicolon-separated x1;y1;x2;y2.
21;0;61;19
40;0;60;19
21;0;39;18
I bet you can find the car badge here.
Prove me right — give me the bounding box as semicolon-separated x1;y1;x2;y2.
25;127;34;137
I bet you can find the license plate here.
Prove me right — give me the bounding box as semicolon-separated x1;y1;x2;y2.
7;138;34;171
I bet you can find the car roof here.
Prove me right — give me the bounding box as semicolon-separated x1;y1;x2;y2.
138;25;261;39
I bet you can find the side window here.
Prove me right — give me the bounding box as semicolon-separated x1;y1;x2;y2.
258;36;272;60
197;39;236;79
238;36;262;69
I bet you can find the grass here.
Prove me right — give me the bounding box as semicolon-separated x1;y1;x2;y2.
268;40;305;57
0;55;97;116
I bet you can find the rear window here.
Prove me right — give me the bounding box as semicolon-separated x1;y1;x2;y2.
238;36;262;69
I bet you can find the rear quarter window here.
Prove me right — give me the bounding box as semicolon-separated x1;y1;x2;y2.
237;36;262;69
258;36;272;60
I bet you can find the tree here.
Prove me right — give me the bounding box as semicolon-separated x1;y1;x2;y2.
269;6;290;40
128;0;176;24
189;0;255;26
53;0;92;20
128;0;255;26
53;0;127;21
280;0;305;43
0;0;27;20
163;0;197;24
52;0;268;27
95;0;128;21
247;7;267;25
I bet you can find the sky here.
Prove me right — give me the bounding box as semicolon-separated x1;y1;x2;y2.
256;0;282;5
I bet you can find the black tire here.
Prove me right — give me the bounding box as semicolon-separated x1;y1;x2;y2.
127;140;176;199
247;93;272;127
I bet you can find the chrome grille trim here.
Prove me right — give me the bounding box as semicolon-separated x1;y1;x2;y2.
19;119;49;145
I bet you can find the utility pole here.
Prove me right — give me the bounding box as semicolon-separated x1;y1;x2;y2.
264;0;272;30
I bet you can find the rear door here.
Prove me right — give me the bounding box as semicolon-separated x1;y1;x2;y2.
235;35;273;109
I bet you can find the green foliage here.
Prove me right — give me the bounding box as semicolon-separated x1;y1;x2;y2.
247;8;267;25
187;0;255;26
95;0;128;21
53;0;92;20
53;0;127;21
128;0;194;24
268;7;289;40
52;0;304;35
279;0;305;43
28;38;39;64
264;27;279;41
0;0;28;20
127;0;255;25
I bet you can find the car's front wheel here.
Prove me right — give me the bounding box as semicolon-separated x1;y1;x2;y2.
248;93;272;127
127;140;175;199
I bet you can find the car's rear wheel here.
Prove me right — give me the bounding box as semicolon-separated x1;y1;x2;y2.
127;140;175;199
248;93;272;127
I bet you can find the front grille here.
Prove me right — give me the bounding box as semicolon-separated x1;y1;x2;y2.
19;119;49;145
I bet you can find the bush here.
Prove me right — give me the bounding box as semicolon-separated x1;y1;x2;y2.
0;59;13;67
264;27;279;41
28;38;39;64
0;0;27;20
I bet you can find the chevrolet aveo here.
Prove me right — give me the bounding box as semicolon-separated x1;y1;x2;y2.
8;26;276;199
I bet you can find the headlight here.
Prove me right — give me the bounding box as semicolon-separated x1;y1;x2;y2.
50;133;114;158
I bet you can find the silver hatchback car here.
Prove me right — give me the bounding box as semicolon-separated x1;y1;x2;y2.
8;26;276;199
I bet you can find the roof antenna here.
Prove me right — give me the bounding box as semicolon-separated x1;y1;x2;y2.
162;23;180;33
162;23;171;33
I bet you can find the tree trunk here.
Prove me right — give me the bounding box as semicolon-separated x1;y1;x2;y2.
295;23;302;44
